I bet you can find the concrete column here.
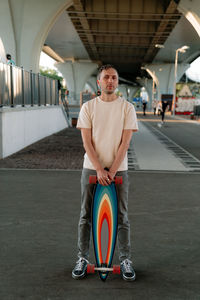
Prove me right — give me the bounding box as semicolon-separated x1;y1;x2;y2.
128;86;140;102
86;76;98;94
179;0;200;37
118;84;128;99
0;0;71;71
143;63;189;101
55;61;98;104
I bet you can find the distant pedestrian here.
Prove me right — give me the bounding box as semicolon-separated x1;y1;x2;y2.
156;102;162;116
6;54;15;65
161;100;169;123
152;99;157;115
158;100;169;127
140;87;148;116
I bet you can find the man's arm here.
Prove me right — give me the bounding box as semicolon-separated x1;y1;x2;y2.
108;129;134;180
81;128;110;186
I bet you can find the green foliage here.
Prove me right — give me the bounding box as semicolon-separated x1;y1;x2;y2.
134;89;141;97
40;67;63;82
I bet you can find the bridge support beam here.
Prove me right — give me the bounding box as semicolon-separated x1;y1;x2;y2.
55;61;98;104
128;86;139;102
118;84;128;99
87;76;98;94
143;63;190;102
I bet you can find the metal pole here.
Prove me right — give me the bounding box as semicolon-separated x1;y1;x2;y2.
172;49;179;116
21;67;25;107
50;79;52;105
55;80;58;105
38;73;41;106
30;70;33;106
10;64;14;107
44;76;47;106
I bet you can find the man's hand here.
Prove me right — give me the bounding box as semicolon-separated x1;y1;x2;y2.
97;168;111;186
108;170;116;182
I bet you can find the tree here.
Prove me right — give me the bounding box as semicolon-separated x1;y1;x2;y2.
40;67;64;87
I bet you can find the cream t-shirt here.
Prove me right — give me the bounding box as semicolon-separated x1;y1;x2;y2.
77;96;138;171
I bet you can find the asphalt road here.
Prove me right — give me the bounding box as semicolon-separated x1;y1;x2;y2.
0;169;200;300
138;112;200;160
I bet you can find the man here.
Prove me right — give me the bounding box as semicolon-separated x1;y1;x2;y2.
161;100;169;124
72;64;138;281
140;87;148;116
152;99;157;115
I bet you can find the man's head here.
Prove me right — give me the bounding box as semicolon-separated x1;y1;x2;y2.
97;64;119;95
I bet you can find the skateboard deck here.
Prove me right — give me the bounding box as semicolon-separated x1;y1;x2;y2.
87;175;122;281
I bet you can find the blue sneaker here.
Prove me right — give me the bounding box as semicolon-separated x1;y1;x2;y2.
72;258;89;279
120;259;136;281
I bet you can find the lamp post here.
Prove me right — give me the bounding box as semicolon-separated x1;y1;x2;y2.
172;45;189;116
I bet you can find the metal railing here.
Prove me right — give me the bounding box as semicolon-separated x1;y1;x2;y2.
0;61;59;107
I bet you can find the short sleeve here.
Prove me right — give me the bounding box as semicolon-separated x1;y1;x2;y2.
124;102;138;131
77;102;91;129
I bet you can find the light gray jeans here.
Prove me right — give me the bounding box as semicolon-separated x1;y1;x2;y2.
77;168;131;262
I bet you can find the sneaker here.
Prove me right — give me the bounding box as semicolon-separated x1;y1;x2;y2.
72;257;89;279
120;259;136;281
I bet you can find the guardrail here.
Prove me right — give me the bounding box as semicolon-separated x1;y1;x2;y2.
0;62;59;107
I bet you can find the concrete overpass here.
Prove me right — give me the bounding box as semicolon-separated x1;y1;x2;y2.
1;0;200;102
0;0;200;157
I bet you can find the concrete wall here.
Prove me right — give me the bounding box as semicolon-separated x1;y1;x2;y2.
0;106;68;158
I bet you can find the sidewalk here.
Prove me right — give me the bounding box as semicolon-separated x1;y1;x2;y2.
0;169;200;300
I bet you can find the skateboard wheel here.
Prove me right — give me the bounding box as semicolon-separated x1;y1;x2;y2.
89;175;97;184
115;176;123;185
113;265;121;274
87;264;95;274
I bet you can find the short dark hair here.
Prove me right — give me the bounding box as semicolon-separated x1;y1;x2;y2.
6;54;12;60
97;64;118;79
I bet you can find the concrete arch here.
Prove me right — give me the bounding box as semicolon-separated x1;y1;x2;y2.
0;0;16;62
56;61;98;104
179;0;200;37
0;0;73;72
27;1;73;73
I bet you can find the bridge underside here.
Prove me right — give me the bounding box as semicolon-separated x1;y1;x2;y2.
47;0;182;81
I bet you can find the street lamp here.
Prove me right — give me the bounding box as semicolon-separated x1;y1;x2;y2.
172;45;190;116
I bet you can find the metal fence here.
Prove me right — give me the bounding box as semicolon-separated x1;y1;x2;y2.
0;61;59;107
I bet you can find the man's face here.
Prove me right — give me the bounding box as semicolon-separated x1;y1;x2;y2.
97;68;119;94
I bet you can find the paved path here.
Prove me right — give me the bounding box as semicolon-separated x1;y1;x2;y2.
128;112;200;172
132;121;188;171
0;169;200;300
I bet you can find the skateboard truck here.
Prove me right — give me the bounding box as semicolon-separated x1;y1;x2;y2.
87;264;121;274
89;168;123;185
89;175;122;185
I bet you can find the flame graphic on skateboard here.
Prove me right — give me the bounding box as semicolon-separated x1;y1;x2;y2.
91;180;118;281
